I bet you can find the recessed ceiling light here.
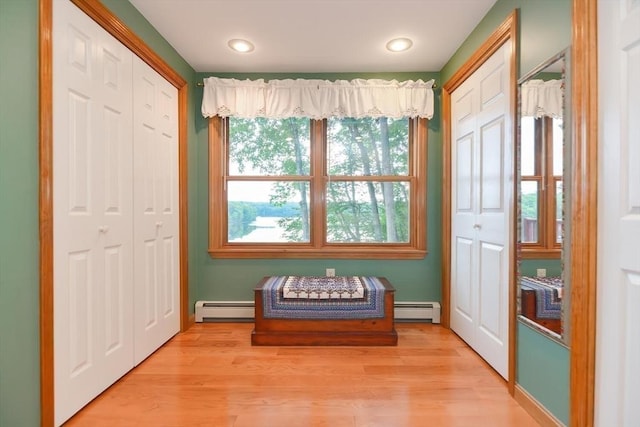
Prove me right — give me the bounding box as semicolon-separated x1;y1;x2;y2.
228;39;254;53
386;37;413;52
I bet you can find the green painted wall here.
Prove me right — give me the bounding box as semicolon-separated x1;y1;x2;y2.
520;258;562;277
0;1;196;425
518;322;569;424
194;72;442;303
440;0;572;424
0;1;41;425
441;0;572;82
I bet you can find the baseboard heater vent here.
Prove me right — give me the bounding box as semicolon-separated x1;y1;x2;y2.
195;301;255;322
195;300;441;324
394;301;441;323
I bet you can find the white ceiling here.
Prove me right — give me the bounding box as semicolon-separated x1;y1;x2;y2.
128;0;498;73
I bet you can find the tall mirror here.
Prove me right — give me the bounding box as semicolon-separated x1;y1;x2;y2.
516;48;571;344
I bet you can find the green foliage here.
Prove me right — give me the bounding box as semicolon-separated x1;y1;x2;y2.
520;191;563;220
279;215;305;242
228;116;411;243
230;118;310;175
326;181;409;243
521;192;538;219
556;187;564;219
227;202;257;240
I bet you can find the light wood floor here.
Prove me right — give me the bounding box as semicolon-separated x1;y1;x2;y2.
66;323;539;427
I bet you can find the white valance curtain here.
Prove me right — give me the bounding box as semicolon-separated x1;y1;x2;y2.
201;77;435;120
521;79;563;119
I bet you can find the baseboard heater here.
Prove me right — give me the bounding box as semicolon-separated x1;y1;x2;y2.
394;301;441;323
195;301;441;323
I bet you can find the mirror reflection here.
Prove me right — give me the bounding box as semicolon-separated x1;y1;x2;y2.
517;49;570;343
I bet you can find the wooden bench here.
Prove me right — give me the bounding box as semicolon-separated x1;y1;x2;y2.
520;288;562;334
251;276;397;346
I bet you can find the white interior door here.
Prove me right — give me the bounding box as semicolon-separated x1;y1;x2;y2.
53;0;134;424
133;58;180;365
595;1;640;425
450;41;512;379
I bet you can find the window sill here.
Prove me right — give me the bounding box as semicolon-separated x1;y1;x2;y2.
520;249;561;259
208;246;427;260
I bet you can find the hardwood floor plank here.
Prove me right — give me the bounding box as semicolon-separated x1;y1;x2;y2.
65;323;539;426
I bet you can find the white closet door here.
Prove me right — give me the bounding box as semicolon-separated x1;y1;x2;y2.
133;58;180;365
53;0;134;424
595;1;640;425
450;41;512;379
450;77;478;345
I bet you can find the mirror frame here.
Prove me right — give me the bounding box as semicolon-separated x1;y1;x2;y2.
516;47;571;346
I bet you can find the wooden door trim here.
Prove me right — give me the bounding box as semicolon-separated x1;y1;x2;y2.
514;385;565;427
441;10;518;393
569;0;598;425
39;0;190;425
38;1;54;424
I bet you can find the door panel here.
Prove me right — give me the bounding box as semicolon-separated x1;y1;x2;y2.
480;66;505;107
53;1;133;424
67;250;91;376
596;1;640;424
456;134;474;211
454;237;475;320
477;238;507;380
143;239;159;329
162;237;177;316
133;58;180;365
104;245;125;355
480;118;505;211
622;273;640;426
478;241;505;341
450;40;511;379
67;92;91;213
103;108;125;213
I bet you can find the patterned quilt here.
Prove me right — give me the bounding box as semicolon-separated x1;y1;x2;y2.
260;276;386;320
521;276;563;319
282;276;364;299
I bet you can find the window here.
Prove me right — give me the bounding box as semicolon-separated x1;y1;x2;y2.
208;116;428;258
520;116;563;258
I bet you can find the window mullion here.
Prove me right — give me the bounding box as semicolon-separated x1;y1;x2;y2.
552;176;563;249
543;117;556;250
209;117;225;250
413;118;428;250
310;119;326;248
532;118;547;248
534;118;544;176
